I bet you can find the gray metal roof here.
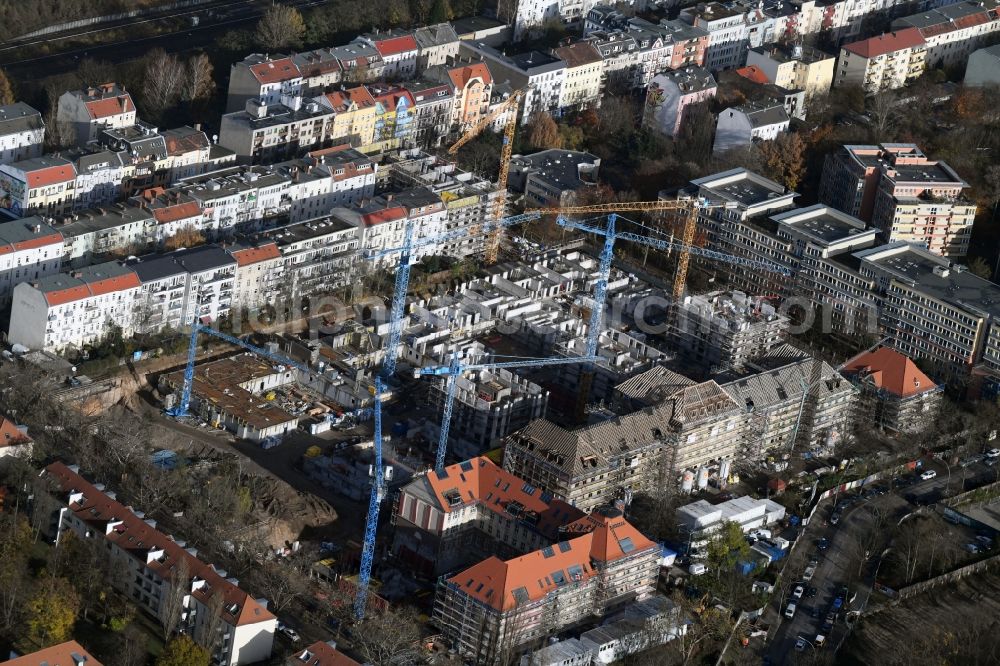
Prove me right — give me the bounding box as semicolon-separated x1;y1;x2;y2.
0;102;42;136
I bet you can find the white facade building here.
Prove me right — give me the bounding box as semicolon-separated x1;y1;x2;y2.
0;103;44;167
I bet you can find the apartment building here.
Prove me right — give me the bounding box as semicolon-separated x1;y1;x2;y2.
230;242;284;314
719;352;856;456
0;217;63;305
857;242;1000;381
9;261;141;352
893;0;1000;69
713;103;790;154
842;346;943;433
369;85;417;151
672;290;789;375
292;50;345;97
508;150;600;209
505;374;743;511
819;143;976;257
356;31;419;79
834;28;926;93
414;23;461;69
642;67;717;139
3;641;102;666
226;55;305;113
250;214;360;298
59;203;158;267
162;126;214;182
771;204;880;335
0;156;76;218
392;456;584;577
97;122;172;195
0;102;44;167
329;42;386;83
433;506;658;664
406;79;454;148
41;462;277;665
459;44;566;122
69;149;124;211
318;86;378;148
745;44;835;98
553;42;604;110
680;3;758;71
219;99;337;164
682;168;798;295
56;83;137;148
129;245;237;332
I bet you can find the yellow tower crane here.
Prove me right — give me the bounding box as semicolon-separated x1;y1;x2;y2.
448;88;526;265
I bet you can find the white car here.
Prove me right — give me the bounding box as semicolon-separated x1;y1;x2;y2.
803;565;817;581
689;562;707;576
785;602;797;619
987;448;1000;459
278;624;301;642
793;585;804;600
920;470;937;480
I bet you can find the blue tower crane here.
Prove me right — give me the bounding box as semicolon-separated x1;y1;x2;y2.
413;353;599;473
353;210;542;618
166;321;319;418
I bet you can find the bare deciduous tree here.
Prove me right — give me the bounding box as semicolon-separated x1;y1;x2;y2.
161;557;190;640
142;49;185;121
184;53;215;103
255;6;305;49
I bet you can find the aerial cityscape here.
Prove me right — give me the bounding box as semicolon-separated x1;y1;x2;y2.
0;0;997;664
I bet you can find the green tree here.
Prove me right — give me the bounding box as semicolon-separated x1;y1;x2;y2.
26;576;80;647
428;0;454;23
706;521;751;577
157;635;210;666
0;68;15;105
255;6;306;49
967;256;993;280
0;514;33;632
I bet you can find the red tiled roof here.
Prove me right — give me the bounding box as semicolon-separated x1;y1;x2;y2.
289;642;361;666
85;94;134;119
0;417;31;449
231;242;281;266
361;205;407;226
374;35;418;57
842;346;938;398
308;144;353;157
152;201;202;224
736;64;770;84
447;62;492;90
12;234;63;251
918;10;992;38
373;89;415;113
250;57;301;84
164;131;210;156
2;640;102;666
43;271;141;306
44;462;277;627
447;507;654;611
843;28;925;58
325;87;377;112
25;163;76;188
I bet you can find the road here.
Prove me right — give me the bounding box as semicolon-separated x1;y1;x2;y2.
764;460;960;663
0;0;330;79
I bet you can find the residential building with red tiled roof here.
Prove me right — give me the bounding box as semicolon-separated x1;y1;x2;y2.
8;261;142;353
2;640;102;666
226;54;305;113
393;457;585;577
56;83;137;148
553;42;603;110
433;505;659;663
842;346;943;433
0;416;31;460
41;462;277;665
0;156;77;218
835;28;926;93
428;62;493;131
893;0;1000;69
161;126;215;181
356;31;419;78
287;641;360;666
0;216;64;305
230;241;285;313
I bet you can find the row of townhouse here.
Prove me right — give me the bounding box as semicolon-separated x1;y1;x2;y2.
835;0;1000;93
220;60;495;162
7;153;502;352
672;165;999;385
226;23;462;113
0;123;235;219
39;462;276;665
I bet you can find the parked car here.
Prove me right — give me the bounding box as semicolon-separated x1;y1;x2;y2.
986;448;1000;459
817;538;830;551
976;535;995;547
920;470;937;480
964;543;982;554
785;602;797;619
832;596;844;611
803;565;817;581
806;585;817;597
795;637;808;652
689;562;707;576
278;623;301;642
793;585;804;600
815;635;826;648
830;512;841;525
